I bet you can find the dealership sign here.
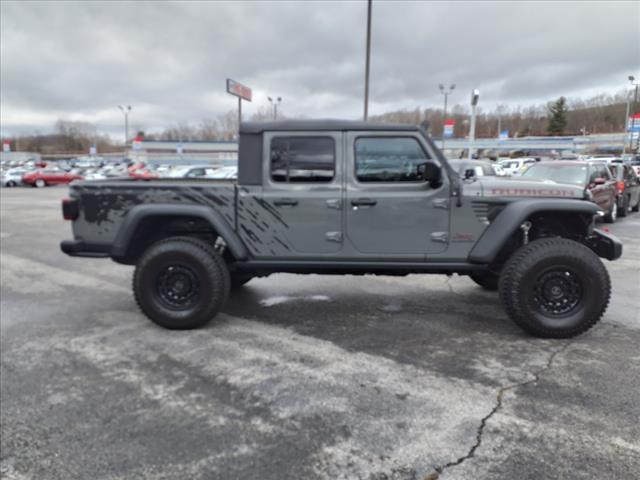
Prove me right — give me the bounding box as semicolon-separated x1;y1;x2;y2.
628;113;640;133
443;119;455;138
226;79;252;102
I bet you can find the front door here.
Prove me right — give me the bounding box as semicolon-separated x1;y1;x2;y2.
345;133;450;256
246;132;344;257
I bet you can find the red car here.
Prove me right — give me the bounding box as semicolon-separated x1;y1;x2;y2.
22;169;84;188
129;169;159;180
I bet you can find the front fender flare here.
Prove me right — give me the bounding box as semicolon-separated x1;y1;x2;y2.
468;199;600;264
110;204;249;261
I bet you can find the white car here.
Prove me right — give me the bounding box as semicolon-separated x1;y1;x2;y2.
208;166;237;179
1;168;28;187
166;165;219;178
499;158;537;176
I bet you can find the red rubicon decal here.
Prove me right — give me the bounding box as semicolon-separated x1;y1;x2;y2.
490;188;575;197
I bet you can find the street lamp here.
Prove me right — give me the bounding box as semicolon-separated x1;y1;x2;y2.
267;96;282;120
439;83;455;150
118;105;132;146
468;89;480;160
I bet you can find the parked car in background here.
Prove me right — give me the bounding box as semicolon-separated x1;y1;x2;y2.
499;157;537;175
522;161;618;222
608;163;640;216
166;165;219;179
129;169;159;180
208;166;237;179
449;159;500;178
1;168;29;187
22;169;84;188
626;155;640;176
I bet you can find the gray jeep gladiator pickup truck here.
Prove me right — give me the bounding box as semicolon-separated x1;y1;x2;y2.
61;120;622;338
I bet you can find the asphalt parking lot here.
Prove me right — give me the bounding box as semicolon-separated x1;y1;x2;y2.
1;186;639;480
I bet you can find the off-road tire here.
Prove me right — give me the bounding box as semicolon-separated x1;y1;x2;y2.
230;273;254;289
603;200;617;223
133;236;230;329
469;272;499;291
618;195;628;218
499;238;610;338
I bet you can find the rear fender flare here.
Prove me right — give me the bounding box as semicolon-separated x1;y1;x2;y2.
111;204;248;261
468;199;600;264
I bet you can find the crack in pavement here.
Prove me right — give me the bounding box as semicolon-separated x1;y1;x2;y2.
424;341;572;480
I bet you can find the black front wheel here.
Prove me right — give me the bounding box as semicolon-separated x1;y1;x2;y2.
499;238;610;338
133;236;230;329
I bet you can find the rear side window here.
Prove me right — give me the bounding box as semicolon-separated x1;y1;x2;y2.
270;137;335;183
355;137;431;182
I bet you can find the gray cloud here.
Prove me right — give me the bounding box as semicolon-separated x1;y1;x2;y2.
1;0;639;137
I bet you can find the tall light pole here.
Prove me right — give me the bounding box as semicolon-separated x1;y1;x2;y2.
363;0;372;120
468;89;480;160
629;76;640;152
267;96;282;120
623;93;631;155
439;83;455;150
118;105;132;146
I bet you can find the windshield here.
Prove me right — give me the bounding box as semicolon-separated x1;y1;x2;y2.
522;164;588;185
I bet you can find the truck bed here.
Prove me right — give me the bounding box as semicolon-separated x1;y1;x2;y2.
69;179;238;245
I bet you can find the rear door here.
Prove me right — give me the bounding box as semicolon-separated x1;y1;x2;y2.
247;132;344;257
344;132;450;256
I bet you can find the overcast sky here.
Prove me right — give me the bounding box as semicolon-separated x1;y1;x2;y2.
1;0;639;138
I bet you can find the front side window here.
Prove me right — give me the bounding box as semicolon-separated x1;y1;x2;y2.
355;137;430;182
270;137;335;183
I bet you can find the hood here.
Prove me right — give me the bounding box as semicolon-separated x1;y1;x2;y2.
474;177;586;199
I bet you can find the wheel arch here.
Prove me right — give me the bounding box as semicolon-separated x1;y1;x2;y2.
468;199;600;264
111;204;249;264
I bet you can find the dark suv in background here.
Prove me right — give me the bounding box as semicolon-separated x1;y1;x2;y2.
608;163;640;217
522;161;619;222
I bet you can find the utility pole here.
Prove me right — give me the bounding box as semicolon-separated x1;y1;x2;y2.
439;83;455;150
468;89;480;160
363;0;372;120
118;105;132;146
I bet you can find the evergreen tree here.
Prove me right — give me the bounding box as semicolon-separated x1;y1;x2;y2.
547;96;568;135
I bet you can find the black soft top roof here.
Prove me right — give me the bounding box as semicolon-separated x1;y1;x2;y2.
240;119;421;134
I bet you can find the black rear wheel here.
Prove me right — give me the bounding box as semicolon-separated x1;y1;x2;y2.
469;272;499;291
499;238;610;338
133;236;230;329
618;195;629;218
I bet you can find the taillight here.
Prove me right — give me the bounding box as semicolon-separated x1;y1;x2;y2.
616;181;625;193
62;197;79;220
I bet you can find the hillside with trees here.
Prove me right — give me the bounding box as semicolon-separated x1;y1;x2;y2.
3;91;635;155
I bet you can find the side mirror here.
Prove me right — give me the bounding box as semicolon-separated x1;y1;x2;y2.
418;163;442;187
593;177;606;185
464;168;475;179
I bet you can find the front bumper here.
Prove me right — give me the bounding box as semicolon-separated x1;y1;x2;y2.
589;229;623;261
60;240;111;258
